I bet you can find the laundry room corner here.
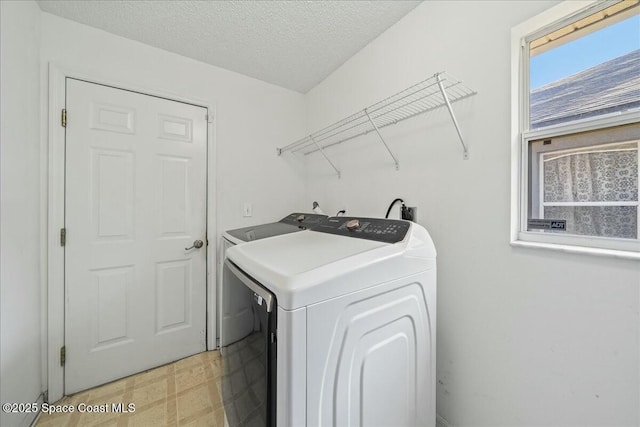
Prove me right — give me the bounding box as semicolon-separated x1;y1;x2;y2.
301;1;640;425
1;1;639;426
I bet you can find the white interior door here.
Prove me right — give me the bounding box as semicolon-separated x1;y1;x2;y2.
64;78;207;394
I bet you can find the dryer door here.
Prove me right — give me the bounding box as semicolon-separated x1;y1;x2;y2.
221;259;277;427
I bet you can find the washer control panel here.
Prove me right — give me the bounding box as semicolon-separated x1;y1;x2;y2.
312;217;410;243
279;212;328;229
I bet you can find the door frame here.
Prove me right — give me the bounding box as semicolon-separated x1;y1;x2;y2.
46;63;217;403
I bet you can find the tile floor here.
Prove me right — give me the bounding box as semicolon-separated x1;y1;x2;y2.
36;351;225;427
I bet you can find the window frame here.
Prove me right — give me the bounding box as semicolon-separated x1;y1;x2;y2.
531;130;639;238
510;0;640;259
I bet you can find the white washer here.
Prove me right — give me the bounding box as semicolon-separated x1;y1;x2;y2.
222;212;328;246
221;216;437;427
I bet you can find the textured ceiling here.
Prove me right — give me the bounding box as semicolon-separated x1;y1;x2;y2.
37;0;421;93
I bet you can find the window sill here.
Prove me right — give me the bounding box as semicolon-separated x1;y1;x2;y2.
512;232;640;260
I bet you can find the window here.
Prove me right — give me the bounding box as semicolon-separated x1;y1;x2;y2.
529;125;638;239
512;0;640;258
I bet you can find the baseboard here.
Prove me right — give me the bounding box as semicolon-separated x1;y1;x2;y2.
437;413;452;427
25;393;45;427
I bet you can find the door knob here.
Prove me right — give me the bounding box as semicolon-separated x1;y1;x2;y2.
185;240;204;250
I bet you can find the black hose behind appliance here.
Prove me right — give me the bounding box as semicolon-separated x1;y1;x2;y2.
385;198;414;221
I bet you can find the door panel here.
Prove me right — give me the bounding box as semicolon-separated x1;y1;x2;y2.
65;79;207;394
156;260;192;333
92;150;134;240
92;266;133;349
158;156;189;235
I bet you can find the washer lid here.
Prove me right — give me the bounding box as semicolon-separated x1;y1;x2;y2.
223;222;299;244
226;222;436;310
223;212;328;244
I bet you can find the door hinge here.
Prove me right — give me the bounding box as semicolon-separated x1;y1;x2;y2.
61;109;67;128
60;228;66;246
60;346;66;366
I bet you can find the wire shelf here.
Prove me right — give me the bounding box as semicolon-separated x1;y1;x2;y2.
277;71;477;177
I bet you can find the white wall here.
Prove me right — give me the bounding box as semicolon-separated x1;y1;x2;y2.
303;1;640;425
0;1;44;426
40;13;308;233
3;5;308;408
38;10;307;399
38;8;307;398
3;2;638;425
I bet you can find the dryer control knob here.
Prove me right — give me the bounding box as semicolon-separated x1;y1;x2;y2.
346;219;360;230
296;214;305;222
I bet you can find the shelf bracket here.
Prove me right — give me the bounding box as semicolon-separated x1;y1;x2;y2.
364;108;400;170
435;73;470;160
310;135;341;179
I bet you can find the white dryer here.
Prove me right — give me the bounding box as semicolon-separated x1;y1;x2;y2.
218;213;327;344
221;216;437;427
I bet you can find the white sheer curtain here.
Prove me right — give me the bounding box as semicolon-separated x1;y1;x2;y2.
542;143;638;238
